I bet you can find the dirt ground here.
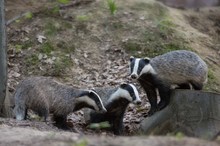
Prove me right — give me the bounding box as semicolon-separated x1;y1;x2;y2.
2;0;220;145
0;118;219;146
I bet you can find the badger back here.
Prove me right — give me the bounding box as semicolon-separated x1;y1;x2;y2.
14;77;52;106
150;50;208;84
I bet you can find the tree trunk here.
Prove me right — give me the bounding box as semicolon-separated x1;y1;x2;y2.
0;0;11;117
140;89;220;140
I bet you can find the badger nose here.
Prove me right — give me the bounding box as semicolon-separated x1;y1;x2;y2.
135;100;142;105
130;74;138;79
100;108;107;113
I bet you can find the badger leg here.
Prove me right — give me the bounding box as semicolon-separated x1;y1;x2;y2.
37;106;49;122
190;81;203;90
14;104;27;120
53;115;68;129
157;85;171;111
142;84;157;116
112;114;124;135
176;83;191;89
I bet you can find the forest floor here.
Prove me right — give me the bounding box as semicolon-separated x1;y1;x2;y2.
2;0;220;145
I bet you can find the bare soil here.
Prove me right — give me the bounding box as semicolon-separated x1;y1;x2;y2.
3;0;220;145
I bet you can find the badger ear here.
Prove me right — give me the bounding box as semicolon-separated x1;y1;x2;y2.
144;57;150;63
130;56;135;62
88;89;95;94
90;88;96;93
120;83;128;88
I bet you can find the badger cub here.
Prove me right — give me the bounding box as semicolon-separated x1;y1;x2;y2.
129;50;208;115
13;76;106;129
84;83;141;135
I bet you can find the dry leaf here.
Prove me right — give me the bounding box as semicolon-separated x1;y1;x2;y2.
36;35;46;43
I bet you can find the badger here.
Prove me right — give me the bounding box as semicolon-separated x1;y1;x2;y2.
83;83;141;135
129;50;208;115
13;76;107;129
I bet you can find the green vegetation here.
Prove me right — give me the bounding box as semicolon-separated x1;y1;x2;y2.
24;12;33;19
156;19;176;34
44;21;61;36
88;121;111;129
76;15;90;22
107;0;117;15
56;41;75;53
41;41;54;55
130;2;168;20
117;1;192;57
120;1;193;57
74;139;88;146
204;69;220;92
25;54;40;67
52;55;72;76
57;0;70;4
123;25;192;58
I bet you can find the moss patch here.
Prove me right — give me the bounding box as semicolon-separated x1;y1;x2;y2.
204;69;220;92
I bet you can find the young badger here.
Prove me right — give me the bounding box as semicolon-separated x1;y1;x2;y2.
13;76;107;128
84;83;141;135
129;50;208;115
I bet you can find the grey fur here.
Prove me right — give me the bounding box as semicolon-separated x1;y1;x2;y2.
130;50;208;115
150;50;208;86
13;76;106;128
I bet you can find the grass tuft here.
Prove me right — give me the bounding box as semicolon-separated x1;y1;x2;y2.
107;0;117;15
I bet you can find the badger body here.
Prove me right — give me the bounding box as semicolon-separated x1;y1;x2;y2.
129;50;208;115
84;83;141;135
13;76;106;128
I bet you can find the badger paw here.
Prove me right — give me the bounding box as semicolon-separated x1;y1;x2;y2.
157;101;168;111
147;108;158;116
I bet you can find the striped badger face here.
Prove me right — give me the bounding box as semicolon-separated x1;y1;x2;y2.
129;56;154;79
109;83;142;105
77;90;107;113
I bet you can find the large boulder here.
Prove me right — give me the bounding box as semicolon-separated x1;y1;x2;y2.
140;90;220;140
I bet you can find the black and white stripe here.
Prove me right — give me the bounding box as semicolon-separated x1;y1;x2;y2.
129;57;155;79
77;90;106;112
108;83;141;105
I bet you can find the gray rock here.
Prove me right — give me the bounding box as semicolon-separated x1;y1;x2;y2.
140;89;220;140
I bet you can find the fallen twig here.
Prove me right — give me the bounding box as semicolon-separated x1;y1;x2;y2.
6;12;30;25
59;0;95;9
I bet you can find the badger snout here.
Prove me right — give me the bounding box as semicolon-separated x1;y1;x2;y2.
99;107;107;113
134;100;142;105
130;74;138;79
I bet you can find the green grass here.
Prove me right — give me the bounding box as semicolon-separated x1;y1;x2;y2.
24;12;33;19
123;24;192;58
25;54;40;67
74;139;88;146
41;41;54;55
44;21;61;36
56;41;75;53
57;0;70;4
76;15;90;22
130;2;168;20
204;69;220;92
52;55;72;76
107;0;117;15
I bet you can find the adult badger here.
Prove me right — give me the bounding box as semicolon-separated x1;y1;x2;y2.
84;83;141;135
13;76;107;129
129;50;208;115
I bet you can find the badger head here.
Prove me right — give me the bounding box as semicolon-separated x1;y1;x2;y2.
129;56;155;79
76;90;107;113
109;83;141;105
